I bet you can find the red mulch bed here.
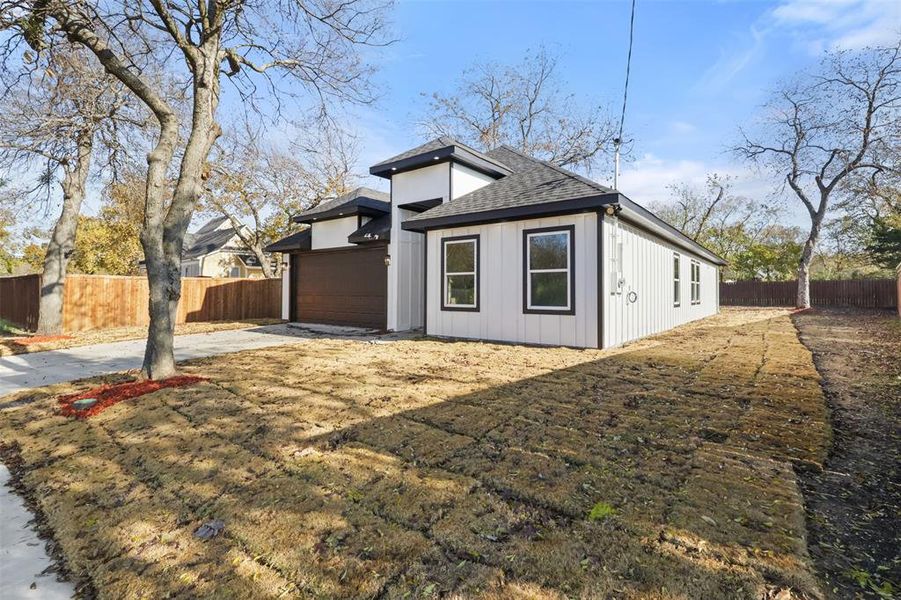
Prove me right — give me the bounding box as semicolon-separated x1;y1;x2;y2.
58;376;205;419
13;335;74;345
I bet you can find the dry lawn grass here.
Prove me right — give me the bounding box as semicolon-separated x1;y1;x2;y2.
0;308;830;599
0;318;285;356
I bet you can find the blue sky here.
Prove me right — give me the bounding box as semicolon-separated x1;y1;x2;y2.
36;0;897;232
344;0;899;223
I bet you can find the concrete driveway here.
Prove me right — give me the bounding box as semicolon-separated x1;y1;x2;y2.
0;323;317;397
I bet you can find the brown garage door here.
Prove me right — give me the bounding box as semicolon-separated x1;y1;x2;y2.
294;245;387;329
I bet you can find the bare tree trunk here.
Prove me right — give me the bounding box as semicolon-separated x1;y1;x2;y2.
142;53;221;378
796;210;825;309
36;131;93;335
249;242;275;278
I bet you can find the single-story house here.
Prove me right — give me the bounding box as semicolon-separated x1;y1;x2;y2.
181;216;269;278
266;138;726;348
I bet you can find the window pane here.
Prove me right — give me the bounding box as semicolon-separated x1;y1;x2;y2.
446;274;475;305
674;280;680;304
673;255;679;278
530;272;568;307
445;241;475;273
529;233;568;269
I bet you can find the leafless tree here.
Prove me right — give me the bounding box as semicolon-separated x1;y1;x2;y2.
0;46;141;334
2;0;392;377
650;174;781;277
419;46;618;174
736;41;901;307
204;123;358;278
659;174;735;241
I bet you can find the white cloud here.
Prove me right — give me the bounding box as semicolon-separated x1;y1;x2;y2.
697;0;899;91
669;121;698;135
770;0;899;52
618;153;786;206
696;26;767;92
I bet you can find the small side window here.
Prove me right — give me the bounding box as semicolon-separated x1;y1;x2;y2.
690;260;701;304
673;252;681;307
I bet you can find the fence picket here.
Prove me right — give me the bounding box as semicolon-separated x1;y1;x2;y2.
720;279;897;309
0;274;281;332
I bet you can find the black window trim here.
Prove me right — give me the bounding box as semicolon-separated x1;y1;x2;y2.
673;251;681;308
690;259;701;305
522;225;576;316
440;234;480;312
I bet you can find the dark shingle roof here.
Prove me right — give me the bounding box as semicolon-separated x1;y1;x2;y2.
182;225;237;259
403;147;612;227
264;229;311;253
348;214;391;243
401;146;726;265
194;215;230;234
294;187;389;223
369;136;512;178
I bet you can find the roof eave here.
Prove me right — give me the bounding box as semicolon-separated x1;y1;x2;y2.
293;199;389;224
615;195;728;266
370;145;512;179
401;194;619;232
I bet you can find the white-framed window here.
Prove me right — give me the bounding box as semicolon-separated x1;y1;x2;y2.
690;260;701;304
673;252;681;307
524;226;574;314
442;235;479;310
229;266;241;278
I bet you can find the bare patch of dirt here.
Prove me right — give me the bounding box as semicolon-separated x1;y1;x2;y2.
793;308;900;599
0;308;831;598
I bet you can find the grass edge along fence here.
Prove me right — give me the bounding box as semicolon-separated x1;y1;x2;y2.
720;278;897;309
0;273;281;333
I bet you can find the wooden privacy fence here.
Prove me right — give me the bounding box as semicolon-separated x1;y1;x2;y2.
720;278;897;309
0;274;282;332
0;273;41;330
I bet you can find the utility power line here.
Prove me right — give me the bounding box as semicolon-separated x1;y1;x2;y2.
614;0;636;190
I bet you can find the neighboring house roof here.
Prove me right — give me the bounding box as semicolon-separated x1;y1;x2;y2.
182;227;239;260
264;229;312;253
293;187;390;224
369;136;513;179
348;214;391;244
194;215;231;235
400;145;726;266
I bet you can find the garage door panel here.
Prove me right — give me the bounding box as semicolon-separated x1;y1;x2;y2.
294;245;387;329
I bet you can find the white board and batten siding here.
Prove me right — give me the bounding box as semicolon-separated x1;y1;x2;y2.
388;162;496;332
388;163;448;331
602;215;719;348
426;213;599;348
311;215;365;250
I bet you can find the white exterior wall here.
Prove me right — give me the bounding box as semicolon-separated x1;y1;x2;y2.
311;216;360;250
602;216;719;348
281;261;291;320
451;163;495;199
426;213;599;348
388;163;450;331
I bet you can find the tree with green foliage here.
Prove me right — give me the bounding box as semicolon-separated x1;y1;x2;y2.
866;215;901;270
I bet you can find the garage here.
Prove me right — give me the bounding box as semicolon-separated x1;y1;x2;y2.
293;244;388;329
